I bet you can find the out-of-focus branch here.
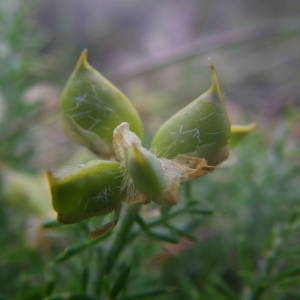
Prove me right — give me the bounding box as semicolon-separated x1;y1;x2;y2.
109;16;300;83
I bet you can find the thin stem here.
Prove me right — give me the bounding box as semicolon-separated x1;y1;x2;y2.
103;203;141;274
94;203;140;297
247;283;267;300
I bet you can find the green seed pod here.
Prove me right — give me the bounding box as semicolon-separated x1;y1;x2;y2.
150;65;231;165
60;50;143;158
230;123;256;147
47;160;124;224
127;144;167;199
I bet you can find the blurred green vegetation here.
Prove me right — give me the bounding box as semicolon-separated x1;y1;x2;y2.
0;0;300;299
0;0;42;171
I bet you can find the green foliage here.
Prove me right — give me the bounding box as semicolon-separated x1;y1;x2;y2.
159;116;300;300
0;2;48;299
0;0;42;171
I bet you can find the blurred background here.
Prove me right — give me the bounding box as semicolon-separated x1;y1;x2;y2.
0;0;299;299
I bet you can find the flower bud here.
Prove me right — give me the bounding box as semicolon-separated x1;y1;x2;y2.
112;122;177;205
60;50;143;158
47;160;124;224
127;144;167;199
151;65;231;165
112;122;213;206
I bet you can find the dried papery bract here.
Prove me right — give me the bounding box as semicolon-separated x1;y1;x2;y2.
112;122;143;166
151;65;231;166
47;160;125;237
112;122;214;206
60;50;144;158
151;155;216;205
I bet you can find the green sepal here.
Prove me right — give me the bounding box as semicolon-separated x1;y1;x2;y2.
230;123;256;147
60;50;143;158
47;160;124;224
151;65;231;165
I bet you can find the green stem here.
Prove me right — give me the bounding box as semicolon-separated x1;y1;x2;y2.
247;286;266;300
103;203;141;274
94;204;140;297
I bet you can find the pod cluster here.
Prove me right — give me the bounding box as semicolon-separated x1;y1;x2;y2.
47;50;254;237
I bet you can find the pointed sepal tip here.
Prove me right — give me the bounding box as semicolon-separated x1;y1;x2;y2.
209;63;223;101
